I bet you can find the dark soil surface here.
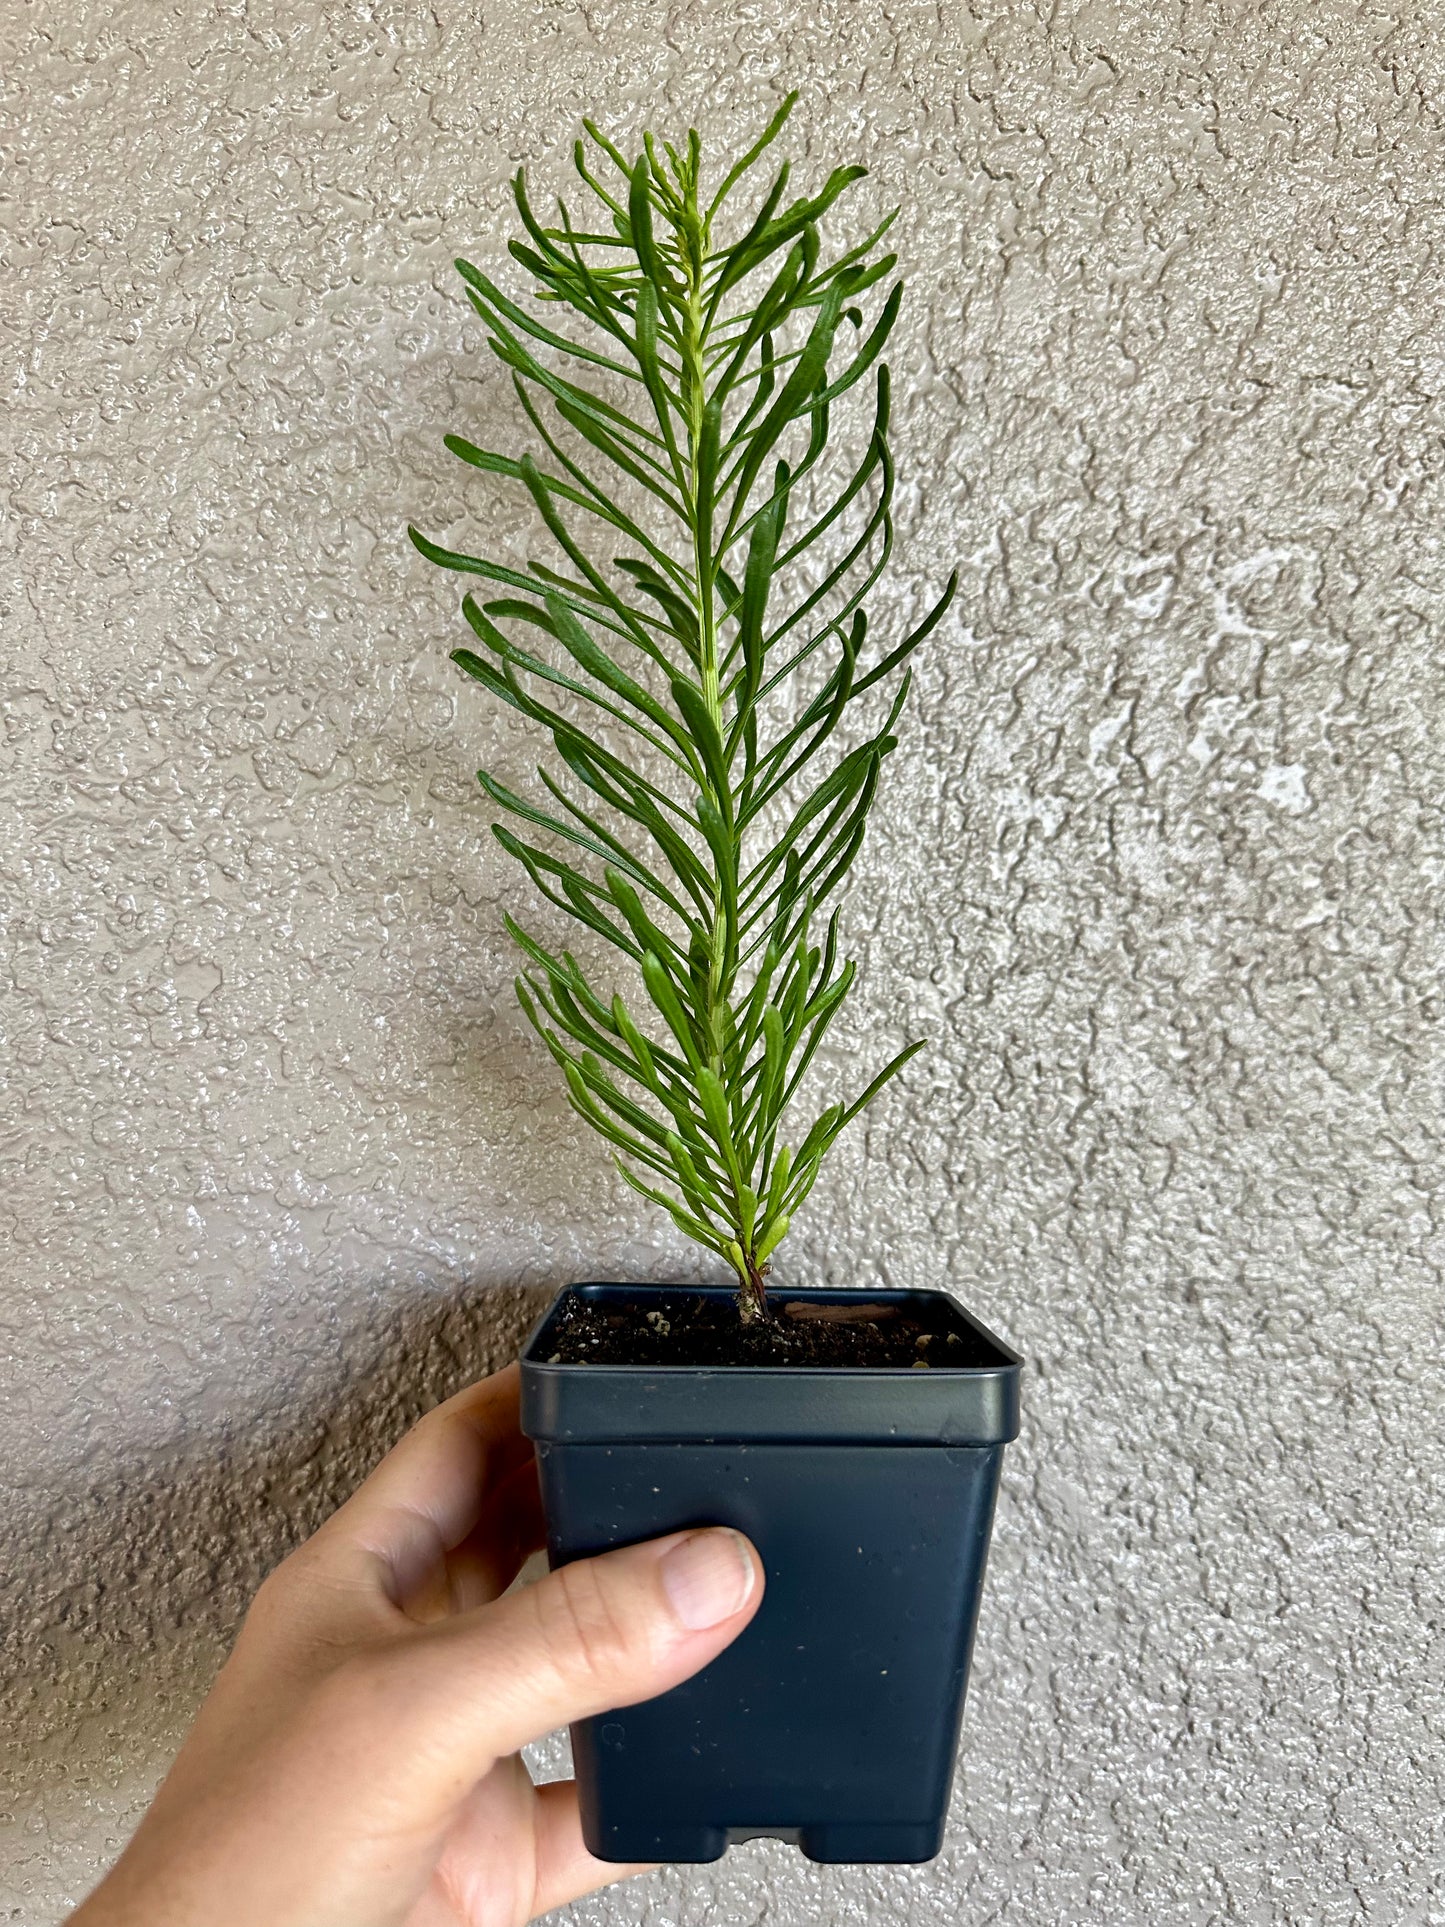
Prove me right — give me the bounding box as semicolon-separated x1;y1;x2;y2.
539;1289;999;1369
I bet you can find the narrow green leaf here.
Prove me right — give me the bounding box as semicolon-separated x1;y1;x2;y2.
753;1212;791;1266
668;676;730;798
834;1037;926;1135
641;950;704;1070
706;91;798;217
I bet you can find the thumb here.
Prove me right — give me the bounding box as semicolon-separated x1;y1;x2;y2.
407;1527;763;1774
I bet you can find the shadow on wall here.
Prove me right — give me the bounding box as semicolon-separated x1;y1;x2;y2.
0;1281;554;1802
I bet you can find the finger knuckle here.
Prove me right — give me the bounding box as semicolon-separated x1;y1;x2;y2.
539;1558;635;1686
257;1536;325;1601
245;1563;301;1640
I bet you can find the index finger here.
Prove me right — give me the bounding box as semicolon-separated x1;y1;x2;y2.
320;1363;535;1600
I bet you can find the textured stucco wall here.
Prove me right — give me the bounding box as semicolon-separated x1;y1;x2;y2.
3;2;1444;1921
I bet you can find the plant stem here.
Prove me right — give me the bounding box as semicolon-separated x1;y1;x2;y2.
677;155;759;1318
738;1256;769;1324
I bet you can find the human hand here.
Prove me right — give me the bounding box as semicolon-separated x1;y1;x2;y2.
70;1364;763;1927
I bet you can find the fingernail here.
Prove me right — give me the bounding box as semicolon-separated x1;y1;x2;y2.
659;1529;757;1630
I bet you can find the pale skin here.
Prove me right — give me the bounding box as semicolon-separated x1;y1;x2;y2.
70;1365;763;1927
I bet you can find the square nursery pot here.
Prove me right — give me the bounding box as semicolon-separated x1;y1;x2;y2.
519;1282;1022;1865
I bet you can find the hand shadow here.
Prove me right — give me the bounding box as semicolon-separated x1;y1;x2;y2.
1;1280;554;1807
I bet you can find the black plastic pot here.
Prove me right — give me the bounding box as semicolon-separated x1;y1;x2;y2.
519;1282;1021;1866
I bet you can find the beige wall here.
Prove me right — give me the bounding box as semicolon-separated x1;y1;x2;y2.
3;2;1442;1920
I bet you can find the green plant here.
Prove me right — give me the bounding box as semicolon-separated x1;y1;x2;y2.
410;96;953;1322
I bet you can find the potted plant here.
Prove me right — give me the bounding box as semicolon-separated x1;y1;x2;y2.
410;96;1021;1866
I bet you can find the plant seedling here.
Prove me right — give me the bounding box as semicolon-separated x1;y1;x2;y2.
411;97;954;1321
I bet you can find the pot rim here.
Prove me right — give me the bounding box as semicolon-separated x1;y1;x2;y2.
519;1282;1023;1447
